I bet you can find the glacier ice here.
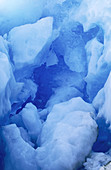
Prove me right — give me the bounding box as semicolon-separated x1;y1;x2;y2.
8;17;53;69
20;103;42;143
0;0;44;35
36;98;97;170
94;72;111;124
2;124;40;170
84;151;111;170
1;0;111;169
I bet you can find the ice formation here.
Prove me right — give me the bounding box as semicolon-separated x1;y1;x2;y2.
36;98;97;170
0;0;111;169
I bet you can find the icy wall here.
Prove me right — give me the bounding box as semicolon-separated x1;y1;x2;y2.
0;0;111;169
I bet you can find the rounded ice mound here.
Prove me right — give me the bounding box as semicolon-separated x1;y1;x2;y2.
2;124;40;170
36;97;97;170
0;0;44;35
21;103;42;142
8;17;53;69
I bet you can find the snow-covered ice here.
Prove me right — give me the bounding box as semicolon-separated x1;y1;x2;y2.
1;0;111;169
84;151;111;170
2;124;40;170
36;98;97;170
21;103;42;142
8;17;53;68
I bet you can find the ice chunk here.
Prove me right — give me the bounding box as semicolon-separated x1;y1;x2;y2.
64;45;86;72
0;0;44;35
93;88;105;111
84;152;111;170
46;86;83;111
0;36;9;55
46;50;58;67
21;103;42;142
97;72;111;124
0;52;11;92
86;38;104;75
100;162;111;170
73;0;111;35
2;124;40;170
19;127;35;147
46;97;95;117
36;98;97;169
10;113;24;128
53;21;87;73
0;51;17;122
84;38;105;101
14;79;37;104
8;17;53;68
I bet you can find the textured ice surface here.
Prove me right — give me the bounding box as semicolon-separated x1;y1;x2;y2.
100;162;111;170
1;0;111;169
0;38;21;123
2;124;40;170
92;73;111;152
36;97;97;170
84;151;111;170
8;17;53;68
21;103;42;142
94;72;111;124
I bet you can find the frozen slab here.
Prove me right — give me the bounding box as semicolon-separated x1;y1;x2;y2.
21;103;42;142
0;0;44;35
2;124;40;170
36;97;97;170
8;17;53;68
